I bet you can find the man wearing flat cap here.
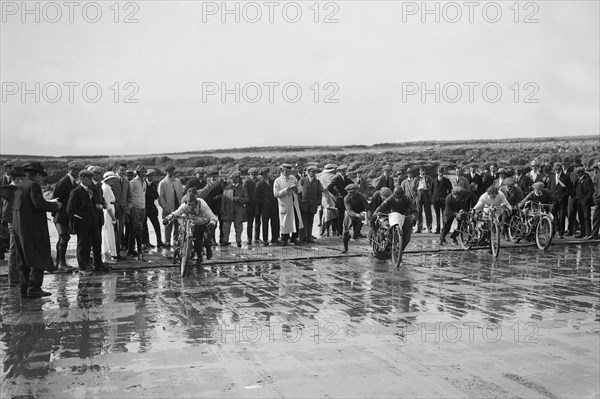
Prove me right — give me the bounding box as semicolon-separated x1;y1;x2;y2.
254;167;280;245
518;182;552;209
299;165;323;243
328;165;353;235
440;186;478;245
184;167;208;195
527;160;546;186
51;161;85;272
220;171;249;247
243;167;260;244
67;169;110;274
13;162;63;298
341;184;371;253
274;163;303;246
1;161;14;186
158;165;184;248
374;165;395;192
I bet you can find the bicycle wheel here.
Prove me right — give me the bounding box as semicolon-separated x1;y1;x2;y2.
457;221;473;250
536;215;553;250
390;226;403;267
490;221;501;258
180;236;192;277
507;215;522;243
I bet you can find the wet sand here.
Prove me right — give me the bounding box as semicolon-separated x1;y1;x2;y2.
1;231;599;398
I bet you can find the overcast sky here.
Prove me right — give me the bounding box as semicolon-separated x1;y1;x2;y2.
1;1;598;156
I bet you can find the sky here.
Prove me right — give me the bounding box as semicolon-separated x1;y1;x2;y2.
1;0;599;156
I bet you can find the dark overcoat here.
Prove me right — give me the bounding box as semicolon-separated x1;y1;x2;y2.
12;177;60;269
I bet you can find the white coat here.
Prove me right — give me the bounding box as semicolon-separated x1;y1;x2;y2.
273;173;304;234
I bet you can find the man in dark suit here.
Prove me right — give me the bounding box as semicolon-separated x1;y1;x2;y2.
432;166;452;234
573;166;594;239
254;167;280;245
514;167;533;194
184;167;208;195
67;170;110;273
243;168;259;244
467;164;485;196
374;165;395;191
299;165;323;243
12;162;62;298
107;163;130;259
548;162;573;238
51;161;84;272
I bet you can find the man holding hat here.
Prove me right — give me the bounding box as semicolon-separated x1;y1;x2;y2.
51;161;84;272
0;165;25;285
13;162;62;298
158;165;184;248
67;169;110;273
341;184;371;253
573;166;594;239
589;161;600;240
255;167;280;245
274;163;304;246
299;165;323;243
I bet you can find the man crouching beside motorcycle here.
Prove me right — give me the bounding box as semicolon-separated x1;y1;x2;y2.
372;186;420;252
163;192;218;265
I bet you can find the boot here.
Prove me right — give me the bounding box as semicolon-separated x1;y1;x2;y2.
342;233;350;253
136;235;144;261
57;245;74;272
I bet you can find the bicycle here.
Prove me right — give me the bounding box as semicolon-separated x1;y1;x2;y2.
456;207;502;258
507;201;554;250
369;212;407;267
165;215;196;277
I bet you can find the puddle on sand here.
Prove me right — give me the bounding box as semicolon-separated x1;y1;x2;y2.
1;244;599;395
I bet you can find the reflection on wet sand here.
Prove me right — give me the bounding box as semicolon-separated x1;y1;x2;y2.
1;244;598;397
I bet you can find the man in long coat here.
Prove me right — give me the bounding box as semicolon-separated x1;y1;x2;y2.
13;162;62;298
243;168;259;244
255;167;280;245
274;164;304;246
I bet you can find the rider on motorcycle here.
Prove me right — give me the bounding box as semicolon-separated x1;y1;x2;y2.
163;192;218;265
474;186;512;213
372;186;419;251
518;182;552;208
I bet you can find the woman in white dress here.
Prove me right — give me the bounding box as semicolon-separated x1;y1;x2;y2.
101;171;118;263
